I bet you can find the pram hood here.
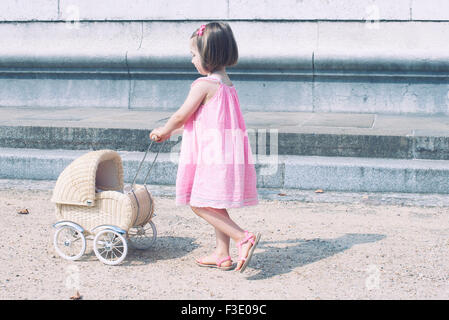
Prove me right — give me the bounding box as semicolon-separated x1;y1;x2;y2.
51;149;124;207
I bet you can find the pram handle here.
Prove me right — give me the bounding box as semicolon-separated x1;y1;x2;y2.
131;139;168;188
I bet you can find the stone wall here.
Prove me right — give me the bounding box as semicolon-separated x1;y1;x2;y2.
0;0;448;114
2;0;449;21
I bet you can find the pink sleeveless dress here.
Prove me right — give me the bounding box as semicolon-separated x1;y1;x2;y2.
175;76;259;209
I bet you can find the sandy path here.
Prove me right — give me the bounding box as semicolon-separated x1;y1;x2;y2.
0;186;448;300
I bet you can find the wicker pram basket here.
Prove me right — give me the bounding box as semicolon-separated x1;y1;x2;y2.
51;141;166;265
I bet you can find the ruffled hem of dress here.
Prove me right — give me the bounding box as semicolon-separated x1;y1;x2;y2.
175;194;259;209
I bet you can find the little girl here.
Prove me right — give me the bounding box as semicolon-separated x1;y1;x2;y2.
149;22;261;273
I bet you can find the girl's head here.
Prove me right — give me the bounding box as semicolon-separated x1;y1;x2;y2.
190;22;238;75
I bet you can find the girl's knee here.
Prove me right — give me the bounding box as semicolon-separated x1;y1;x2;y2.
190;205;202;215
191;205;212;210
190;206;214;217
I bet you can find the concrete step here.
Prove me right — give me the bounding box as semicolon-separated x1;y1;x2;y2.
1;147;448;194
1;108;449;160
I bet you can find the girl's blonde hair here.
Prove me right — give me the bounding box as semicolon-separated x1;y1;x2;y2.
191;22;238;73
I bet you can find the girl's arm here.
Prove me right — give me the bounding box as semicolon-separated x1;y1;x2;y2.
152;81;208;141
171;125;184;136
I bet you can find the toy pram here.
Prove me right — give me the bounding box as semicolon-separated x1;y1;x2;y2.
51;140;167;265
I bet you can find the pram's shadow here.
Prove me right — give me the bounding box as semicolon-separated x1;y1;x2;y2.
126;236;199;265
246;233;386;280
80;236;198;266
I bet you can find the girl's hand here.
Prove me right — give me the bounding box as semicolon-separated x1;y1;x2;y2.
149;127;169;143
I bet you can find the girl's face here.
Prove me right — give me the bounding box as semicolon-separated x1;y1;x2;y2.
190;38;208;75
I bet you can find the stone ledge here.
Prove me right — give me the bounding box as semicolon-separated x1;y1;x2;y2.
1;148;448;193
1;109;449;160
2;125;449;160
1;21;449;76
0;21;448;113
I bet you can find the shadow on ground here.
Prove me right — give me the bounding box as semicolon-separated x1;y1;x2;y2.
246;233;386;280
76;236;198;266
125;236;199;266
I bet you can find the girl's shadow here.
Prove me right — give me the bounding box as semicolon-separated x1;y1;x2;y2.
247;233;386;280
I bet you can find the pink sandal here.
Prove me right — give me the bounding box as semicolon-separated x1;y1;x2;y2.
195;253;235;271
236;230;261;273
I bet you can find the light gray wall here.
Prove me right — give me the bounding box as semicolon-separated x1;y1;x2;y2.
2;0;449;21
0;1;448;114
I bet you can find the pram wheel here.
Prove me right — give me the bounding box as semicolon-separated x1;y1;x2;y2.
93;229;128;265
53;225;86;261
128;220;157;250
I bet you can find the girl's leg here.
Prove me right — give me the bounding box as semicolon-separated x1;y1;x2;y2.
196;227;232;267
192;206;233;267
191;206;245;242
214;227;231;256
190;206;256;270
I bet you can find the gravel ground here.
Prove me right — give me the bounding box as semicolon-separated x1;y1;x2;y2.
1;180;449;300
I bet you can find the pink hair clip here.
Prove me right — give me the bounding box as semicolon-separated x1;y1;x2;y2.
197;24;206;36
